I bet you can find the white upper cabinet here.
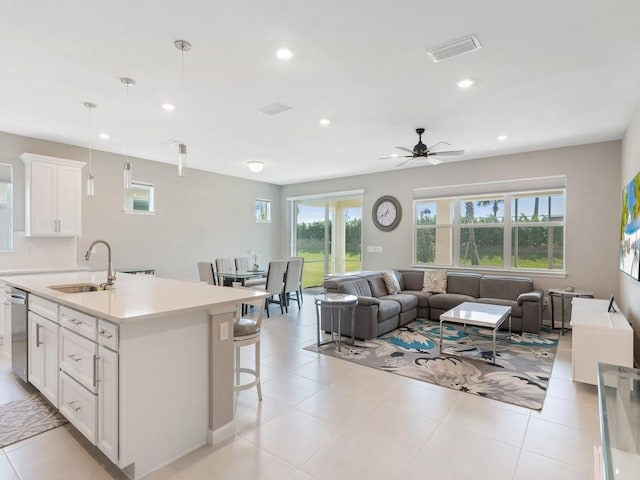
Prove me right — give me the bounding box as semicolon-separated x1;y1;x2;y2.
21;153;85;236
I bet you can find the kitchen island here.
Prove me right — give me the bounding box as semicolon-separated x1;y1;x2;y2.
1;270;267;479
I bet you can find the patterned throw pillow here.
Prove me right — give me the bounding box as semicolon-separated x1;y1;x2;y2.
381;270;401;294
422;270;447;293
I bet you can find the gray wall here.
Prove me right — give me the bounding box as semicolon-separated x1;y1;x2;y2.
620;102;640;365
0;131;281;280
282;141;622;301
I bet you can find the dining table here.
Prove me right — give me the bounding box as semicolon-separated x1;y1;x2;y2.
217;270;267;286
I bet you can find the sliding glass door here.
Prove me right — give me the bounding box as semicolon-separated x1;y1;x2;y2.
291;193;362;287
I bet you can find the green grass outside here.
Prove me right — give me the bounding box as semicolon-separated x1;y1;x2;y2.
297;251;362;287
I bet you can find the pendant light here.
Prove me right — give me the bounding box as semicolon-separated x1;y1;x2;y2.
174;39;191;177
120;76;136;188
83;102;97;196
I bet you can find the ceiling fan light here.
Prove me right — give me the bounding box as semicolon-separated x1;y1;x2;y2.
247;161;264;173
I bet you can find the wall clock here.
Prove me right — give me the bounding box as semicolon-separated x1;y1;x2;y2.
372;195;402;231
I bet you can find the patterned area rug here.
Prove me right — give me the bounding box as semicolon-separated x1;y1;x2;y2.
305;319;558;410
0;394;67;448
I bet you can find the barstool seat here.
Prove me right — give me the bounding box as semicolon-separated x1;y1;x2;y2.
233;288;265;400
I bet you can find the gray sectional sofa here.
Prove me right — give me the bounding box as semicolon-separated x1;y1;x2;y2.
322;269;543;340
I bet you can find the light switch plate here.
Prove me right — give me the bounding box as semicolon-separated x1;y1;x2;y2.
375;246;383;253
367;245;375;253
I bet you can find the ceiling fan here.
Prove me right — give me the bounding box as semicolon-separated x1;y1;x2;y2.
380;128;464;167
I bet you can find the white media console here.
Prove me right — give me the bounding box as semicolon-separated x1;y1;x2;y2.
570;298;633;385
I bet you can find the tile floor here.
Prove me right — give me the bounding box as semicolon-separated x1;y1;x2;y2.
0;294;600;479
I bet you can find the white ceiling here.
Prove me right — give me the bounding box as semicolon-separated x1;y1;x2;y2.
1;0;640;185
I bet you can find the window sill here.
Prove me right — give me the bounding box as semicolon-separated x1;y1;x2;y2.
123;210;155;216
410;264;567;279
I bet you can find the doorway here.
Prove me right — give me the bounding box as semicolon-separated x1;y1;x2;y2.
291;193;363;287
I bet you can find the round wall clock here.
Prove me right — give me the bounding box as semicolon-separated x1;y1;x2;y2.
372;195;402;231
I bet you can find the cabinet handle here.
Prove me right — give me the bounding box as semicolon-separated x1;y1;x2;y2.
98;329;113;339
68;318;83;326
93;354;100;387
36;323;42;347
66;353;81;362
67;401;82;412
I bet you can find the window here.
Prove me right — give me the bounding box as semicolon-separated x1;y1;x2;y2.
255;199;271;223
0;164;13;250
414;189;565;272
124;182;154;214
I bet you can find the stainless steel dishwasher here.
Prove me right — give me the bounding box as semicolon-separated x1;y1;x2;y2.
10;288;28;382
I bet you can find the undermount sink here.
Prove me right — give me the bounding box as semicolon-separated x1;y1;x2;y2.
48;283;101;294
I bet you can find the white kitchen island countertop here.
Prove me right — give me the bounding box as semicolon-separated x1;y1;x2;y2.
1;270;266;324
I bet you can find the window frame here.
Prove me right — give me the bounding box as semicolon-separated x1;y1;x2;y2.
0;163;13;251
414;188;566;273
124;181;155;215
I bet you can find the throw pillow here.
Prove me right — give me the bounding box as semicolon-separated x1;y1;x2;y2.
381;270;401;294
422;269;447;293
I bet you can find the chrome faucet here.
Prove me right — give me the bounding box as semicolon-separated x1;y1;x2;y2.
85;239;116;287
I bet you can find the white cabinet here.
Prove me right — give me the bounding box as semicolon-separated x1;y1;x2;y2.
28;311;59;406
21;153;85;236
97;345;118;464
570;298;633;385
58;306;119;463
0;282;10;351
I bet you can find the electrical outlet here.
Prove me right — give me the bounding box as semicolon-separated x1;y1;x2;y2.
543;296;549;306
219;322;229;341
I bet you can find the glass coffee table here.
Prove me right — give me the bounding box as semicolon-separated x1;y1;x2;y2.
439;302;512;364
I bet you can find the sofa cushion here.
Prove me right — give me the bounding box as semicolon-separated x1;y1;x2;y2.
382;270;401;294
395;270;424;291
401;290;432;308
446;272;481;297
337;278;372;297
474;298;522;318
367;275;389;298
377;298;402;320
380;293;418;312
422;269;447;293
429;293;476;311
479;276;534;301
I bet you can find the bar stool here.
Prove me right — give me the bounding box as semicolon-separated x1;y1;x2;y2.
233;287;265;400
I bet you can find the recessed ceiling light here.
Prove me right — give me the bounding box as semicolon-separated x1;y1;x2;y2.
497;135;509;141
162;103;175;111
276;48;293;60
319;118;331;126
98;133;110;139
247;160;264;173
457;78;474;89
490;146;497;150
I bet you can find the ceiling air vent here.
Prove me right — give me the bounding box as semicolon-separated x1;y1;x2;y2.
427;34;482;62
257;102;292;116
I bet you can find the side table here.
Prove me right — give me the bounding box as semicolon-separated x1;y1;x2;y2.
314;293;358;352
548;288;594;335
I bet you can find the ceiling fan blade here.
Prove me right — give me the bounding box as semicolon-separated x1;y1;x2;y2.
430;149;465;156
395;146;415;154
428;141;450;150
396;157;413;167
427;157;443;166
379;155;412;160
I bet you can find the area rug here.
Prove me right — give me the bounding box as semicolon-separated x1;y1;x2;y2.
0;394;67;448
305;318;558;410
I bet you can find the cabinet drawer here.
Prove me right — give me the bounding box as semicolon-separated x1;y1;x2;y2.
29;295;58;322
97;320;118;350
60;371;97;444
60;328;97;393
60;306;97;340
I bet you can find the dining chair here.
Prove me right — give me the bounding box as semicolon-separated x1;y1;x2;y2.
283;257;304;312
215;258;235;286
293;256;304;305
232;286;264;401
197;261;217;285
235;257;249;272
249;260;286;318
